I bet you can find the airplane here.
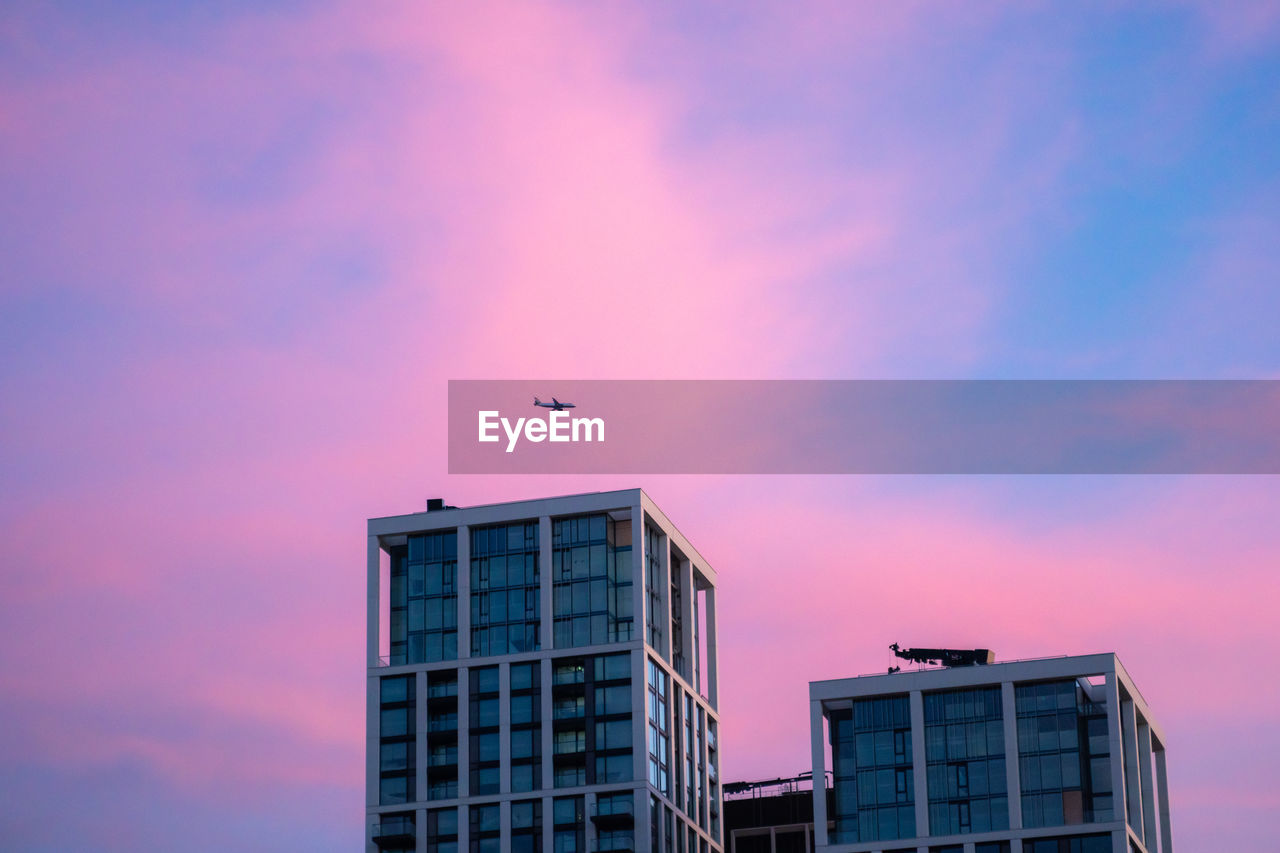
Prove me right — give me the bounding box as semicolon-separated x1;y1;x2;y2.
533;396;576;411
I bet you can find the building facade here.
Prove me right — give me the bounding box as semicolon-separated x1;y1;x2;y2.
367;489;722;853
809;654;1171;853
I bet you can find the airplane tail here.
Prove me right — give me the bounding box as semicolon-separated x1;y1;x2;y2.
533;396;542;405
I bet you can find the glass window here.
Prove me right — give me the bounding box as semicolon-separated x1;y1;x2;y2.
555;695;585;720
554;796;584;824
597;718;632;750
379;774;409;805
512;662;539;691
552;515;633;647
596;752;633;783
381;741;410;771
378;669;416;804
830;695;915;843
390;531;458;665
467;666;501;795
471;666;499;694
1016;680;1112;828
512;799;542;853
923;686;1007;837
510;661;543;793
512;693;538;725
596;653;631;681
470;522;541;657
552;652;632;789
381;675;412;704
470;803;501;853
596;684;632;716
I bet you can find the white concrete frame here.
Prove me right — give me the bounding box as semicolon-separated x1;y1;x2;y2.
366;488;722;853
809;653;1172;853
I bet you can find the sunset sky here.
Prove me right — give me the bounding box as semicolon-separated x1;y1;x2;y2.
2;2;1279;850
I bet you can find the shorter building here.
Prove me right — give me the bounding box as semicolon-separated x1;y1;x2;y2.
809;654;1171;853
723;775;830;853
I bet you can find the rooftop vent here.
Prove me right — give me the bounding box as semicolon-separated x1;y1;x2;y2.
426;498;445;512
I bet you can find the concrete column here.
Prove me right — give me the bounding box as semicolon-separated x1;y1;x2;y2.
1105;674;1126;829
542;792;555;853
963;843;976;853
1138;720;1157;848
698;703;710;831
416;806;428;852
585;790;598;851
457;525;471;660
500;798;512;851
673;685;685;820
1121;698;1144;843
367;674;380;808
810;699;828;847
457;666;470;799
636;788;652;853
540;516;553;649
500;662;512;794
640;522;657;653
634;647;649;785
704;585;719;708
1155;746;1173;853
692;586;702;698
678;559;695;684
367;535;382;667
666;660;678;801
1002;681;1022;829
657;532;671;660
457;802;469;853
633;506;646;646
416;672;429;807
910;691;928;839
541;657;555;791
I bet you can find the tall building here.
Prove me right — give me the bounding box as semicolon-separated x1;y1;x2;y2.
366;489;723;853
809;654;1172;853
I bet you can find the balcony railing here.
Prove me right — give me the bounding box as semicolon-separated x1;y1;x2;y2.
592;803;634;818
591;798;635;832
593;832;635;853
371;817;415;847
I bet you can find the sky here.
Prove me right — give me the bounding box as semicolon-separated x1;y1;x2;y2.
1;1;1279;849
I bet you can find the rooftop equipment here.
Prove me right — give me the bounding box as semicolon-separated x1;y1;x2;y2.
888;643;994;671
